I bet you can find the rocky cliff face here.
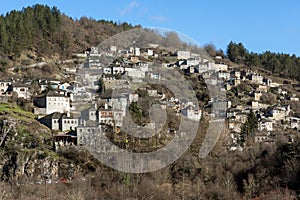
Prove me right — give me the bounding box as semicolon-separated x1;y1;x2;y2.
0;117;81;184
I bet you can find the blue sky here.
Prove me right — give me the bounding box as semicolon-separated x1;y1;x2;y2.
0;0;299;56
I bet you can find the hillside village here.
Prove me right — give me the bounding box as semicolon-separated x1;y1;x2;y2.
1;43;299;154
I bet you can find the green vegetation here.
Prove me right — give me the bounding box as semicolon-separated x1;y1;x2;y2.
0;103;35;119
0;4;140;61
129;102;143;125
97;78;105;94
0;4;299;199
0;5;61;58
239;110;258;145
227;41;300;81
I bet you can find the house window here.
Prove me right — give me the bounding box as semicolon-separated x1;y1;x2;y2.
79;129;82;132
67;120;70;124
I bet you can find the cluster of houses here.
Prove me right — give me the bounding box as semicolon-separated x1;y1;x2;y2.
1;43;299;152
222;69;299;150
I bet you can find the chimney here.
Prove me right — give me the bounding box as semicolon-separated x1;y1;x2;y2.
83;120;86;126
105;103;108;110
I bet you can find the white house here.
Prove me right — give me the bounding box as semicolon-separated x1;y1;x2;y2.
255;133;270;142
12;83;31;99
0;80;11;94
128;93;139;103
288;117;300;129
217;71;230;80
38;112;79;132
112;66;125;75
254;92;262;101
258;119;273;131
181;106;202;121
134;47;140;56
177;50;191;59
187;59;200;67
98;103;123;127
147;72;161;80
249;74;264;84
147;49;154;56
89;46;100;56
214;63;228;71
76;123;101;146
147;89;158;97
110;45;117;52
125;67;146;79
289;97;299;102
85;56;101;68
269;105;290;121
34;92;71;115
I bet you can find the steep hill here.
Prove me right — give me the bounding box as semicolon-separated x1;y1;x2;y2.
0;4;299;200
0;4;140;69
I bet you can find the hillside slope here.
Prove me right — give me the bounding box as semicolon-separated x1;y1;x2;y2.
0;4;140;69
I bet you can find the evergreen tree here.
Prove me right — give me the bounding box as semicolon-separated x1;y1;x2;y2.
0;17;8;53
238;110;258;146
97;78;106;94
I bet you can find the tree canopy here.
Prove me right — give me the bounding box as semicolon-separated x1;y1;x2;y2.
226;41;300;81
0;4;140;60
239;110;258;145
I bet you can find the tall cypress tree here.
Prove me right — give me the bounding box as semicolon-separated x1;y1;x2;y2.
238;110;258;146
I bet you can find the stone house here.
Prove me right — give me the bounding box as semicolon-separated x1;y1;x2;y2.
288;117;300;129
147;89;158;97
76;121;100;146
289;96;299;101
254;91;263;101
217;71;230;80
234;112;248;123
249;74;264;84
98;104;123;127
256;85;269;92
255;133;270;142
267;105;290;121
228;120;242;133
34;92;71;115
177;50;191;59
128;93;139;103
181;105;202;121
0;80;11;94
85;55;101;68
214;63;228;71
230;71;241;79
7;82;31;99
186;58;200;67
146;72;161;80
58;82;71;91
258;119;273;131
80;104;98;121
38;112;78;132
